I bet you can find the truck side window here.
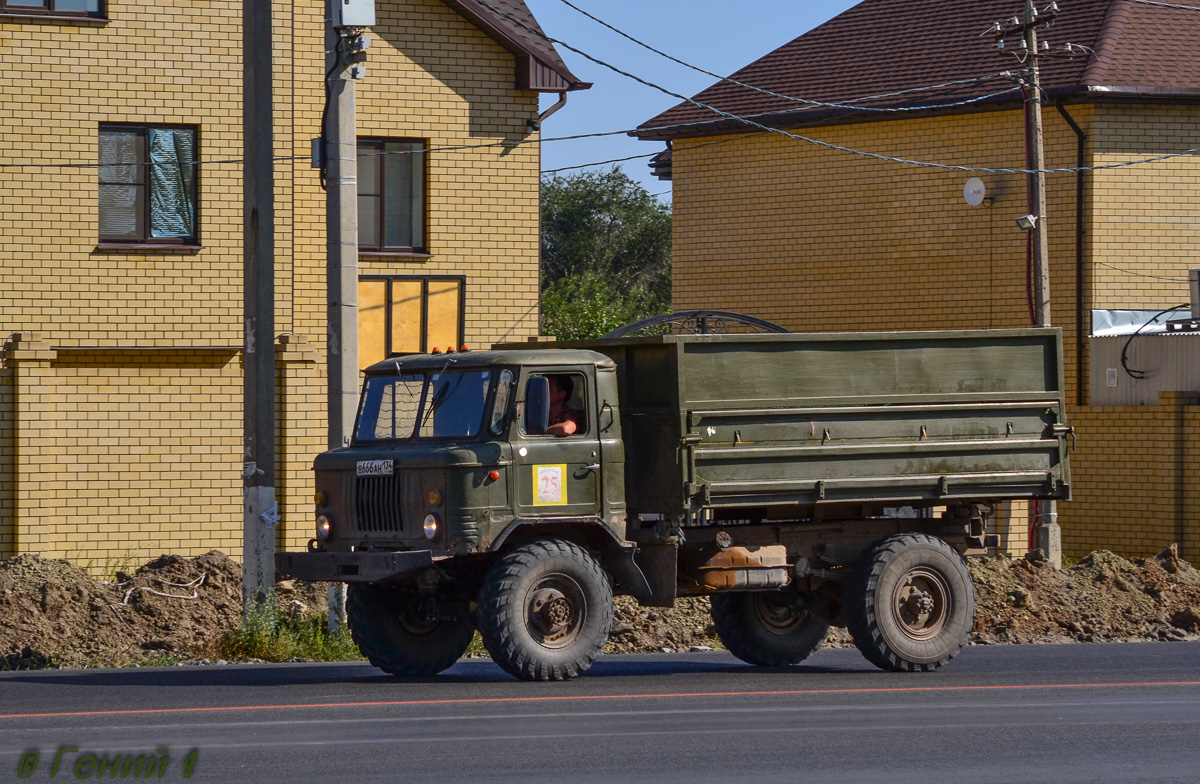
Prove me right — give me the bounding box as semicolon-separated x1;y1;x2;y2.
489;369;514;435
528;373;586;437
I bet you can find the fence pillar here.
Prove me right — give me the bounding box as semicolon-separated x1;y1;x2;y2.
5;332;58;555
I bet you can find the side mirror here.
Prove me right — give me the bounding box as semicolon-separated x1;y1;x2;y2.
524;376;550;435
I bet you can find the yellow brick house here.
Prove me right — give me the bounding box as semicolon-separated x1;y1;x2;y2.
0;0;586;565
637;0;1200;560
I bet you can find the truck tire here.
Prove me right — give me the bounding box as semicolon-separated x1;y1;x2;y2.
847;533;975;672
476;538;613;681
347;583;475;677
710;591;831;667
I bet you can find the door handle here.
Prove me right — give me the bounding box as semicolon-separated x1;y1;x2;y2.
583;463;600;472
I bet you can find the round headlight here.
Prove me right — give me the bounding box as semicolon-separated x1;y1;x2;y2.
316;514;333;541
423;513;440;541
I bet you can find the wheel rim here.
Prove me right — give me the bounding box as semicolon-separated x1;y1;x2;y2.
524;573;586;650
752;592;807;636
891;567;951;641
393;599;442;638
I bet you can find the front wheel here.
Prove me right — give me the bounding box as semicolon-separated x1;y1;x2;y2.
347;583;475;677
476;538;613;681
710;590;831;666
846;533;975;672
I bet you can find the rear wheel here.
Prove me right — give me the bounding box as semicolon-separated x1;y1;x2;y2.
710;590;830;666
476;538;612;681
347;583;474;677
846;534;975;672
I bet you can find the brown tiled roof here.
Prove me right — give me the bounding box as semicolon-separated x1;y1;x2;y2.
637;0;1200;139
441;0;590;92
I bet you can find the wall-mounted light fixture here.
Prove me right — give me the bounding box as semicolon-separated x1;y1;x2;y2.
1015;214;1038;230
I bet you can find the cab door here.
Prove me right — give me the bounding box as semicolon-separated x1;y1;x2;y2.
513;369;601;519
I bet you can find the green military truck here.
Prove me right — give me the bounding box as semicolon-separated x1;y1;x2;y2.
276;329;1071;680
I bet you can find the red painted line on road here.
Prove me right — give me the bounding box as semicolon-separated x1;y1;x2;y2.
3;680;1199;720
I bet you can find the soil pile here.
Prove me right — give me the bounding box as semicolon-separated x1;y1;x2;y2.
2;547;1198;668
0;551;299;669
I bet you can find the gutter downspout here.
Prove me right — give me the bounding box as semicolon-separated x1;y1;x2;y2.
527;91;567;134
1055;101;1087;407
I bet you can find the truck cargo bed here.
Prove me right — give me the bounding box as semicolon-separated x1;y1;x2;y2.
550;329;1070;519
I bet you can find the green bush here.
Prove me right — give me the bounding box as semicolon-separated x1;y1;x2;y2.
211;604;362;663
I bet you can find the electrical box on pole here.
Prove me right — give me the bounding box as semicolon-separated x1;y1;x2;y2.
332;0;374;27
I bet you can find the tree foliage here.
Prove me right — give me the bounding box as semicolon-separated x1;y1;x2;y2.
540;167;671;339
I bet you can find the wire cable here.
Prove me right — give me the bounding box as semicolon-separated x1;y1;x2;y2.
555;0;1019;114
1119;303;1190;379
470;0;1200;176
1094;262;1191;282
1128;0;1200;10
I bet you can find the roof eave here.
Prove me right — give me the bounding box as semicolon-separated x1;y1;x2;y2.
634;86;1200;141
439;0;590;91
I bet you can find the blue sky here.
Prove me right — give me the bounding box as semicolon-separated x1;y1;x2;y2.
523;0;861;197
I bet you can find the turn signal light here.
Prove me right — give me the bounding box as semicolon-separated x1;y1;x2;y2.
488;470;500;481
314;490;328;507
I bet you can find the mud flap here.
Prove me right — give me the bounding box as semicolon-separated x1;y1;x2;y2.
631;542;678;607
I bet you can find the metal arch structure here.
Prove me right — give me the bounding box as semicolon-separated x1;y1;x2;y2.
602;310;790;338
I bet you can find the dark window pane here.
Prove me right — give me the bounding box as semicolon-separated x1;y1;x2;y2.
357;145;380;196
99;184;145;238
7;0;49;7
358;194;379;247
383;142;424;249
52;0;99;10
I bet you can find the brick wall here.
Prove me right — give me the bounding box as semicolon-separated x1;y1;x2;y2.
1061;395;1200;562
0;0;545;567
1089;104;1200;309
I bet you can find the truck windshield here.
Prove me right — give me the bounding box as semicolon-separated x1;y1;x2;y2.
355;369;495;442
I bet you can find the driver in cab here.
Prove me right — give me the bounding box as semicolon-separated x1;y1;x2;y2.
546;374;583;437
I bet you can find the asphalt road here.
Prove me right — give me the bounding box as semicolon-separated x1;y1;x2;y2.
2;642;1198;783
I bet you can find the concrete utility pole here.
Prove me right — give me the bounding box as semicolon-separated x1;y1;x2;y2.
1023;0;1052;329
323;0;373;631
993;0;1064;568
243;0;278;615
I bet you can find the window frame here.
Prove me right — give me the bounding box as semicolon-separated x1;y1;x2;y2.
0;0;105;20
356;137;428;255
359;274;466;361
98;123;201;248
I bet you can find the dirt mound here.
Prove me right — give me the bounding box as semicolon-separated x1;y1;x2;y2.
2;547;1198;668
1;551;254;669
970;546;1200;645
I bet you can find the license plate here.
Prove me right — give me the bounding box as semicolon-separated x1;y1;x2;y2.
357;459;394;477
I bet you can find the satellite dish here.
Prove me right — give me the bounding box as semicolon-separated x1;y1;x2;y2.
964;177;988;206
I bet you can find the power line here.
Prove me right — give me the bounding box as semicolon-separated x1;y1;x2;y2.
1128;0;1200;10
542;151;655;174
1093;262;1192;282
555;0;1019;114
473;0;1200;176
542;131;764;175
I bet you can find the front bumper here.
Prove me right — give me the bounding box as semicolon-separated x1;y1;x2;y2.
274;549;436;582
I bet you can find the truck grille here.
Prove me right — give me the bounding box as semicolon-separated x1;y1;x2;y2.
355;475;404;533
